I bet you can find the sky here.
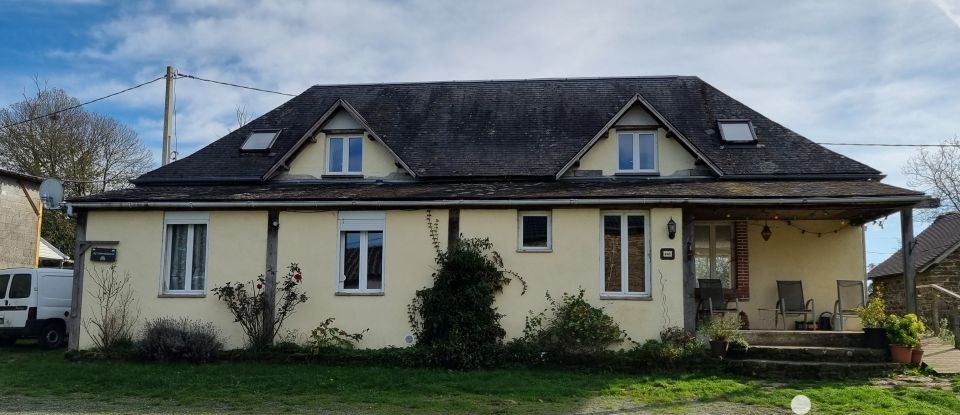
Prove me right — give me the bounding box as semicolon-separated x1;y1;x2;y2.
1;0;959;267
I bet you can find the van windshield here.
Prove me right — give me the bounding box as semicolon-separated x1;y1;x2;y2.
0;274;8;299
8;274;31;299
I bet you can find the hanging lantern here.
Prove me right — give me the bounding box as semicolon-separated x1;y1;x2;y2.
761;224;772;241
667;217;677;240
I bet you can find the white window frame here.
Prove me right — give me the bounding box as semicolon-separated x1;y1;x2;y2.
517;210;552;252
337;211;385;294
327;134;364;174
616;130;658;174
160;211;210;296
694;222;734;287
599;210;651;298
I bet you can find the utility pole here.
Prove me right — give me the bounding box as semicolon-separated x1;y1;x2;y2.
161;65;177;166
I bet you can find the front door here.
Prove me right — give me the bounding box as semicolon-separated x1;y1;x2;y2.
1;273;33;328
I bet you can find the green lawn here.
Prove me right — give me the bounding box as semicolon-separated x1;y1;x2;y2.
0;345;957;414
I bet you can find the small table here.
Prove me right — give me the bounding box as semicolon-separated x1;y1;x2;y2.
756;308;781;330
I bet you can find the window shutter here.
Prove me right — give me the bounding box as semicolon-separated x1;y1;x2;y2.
734;221;750;300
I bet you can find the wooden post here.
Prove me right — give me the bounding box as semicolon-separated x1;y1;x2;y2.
931;294;941;335
901;208;917;314
67;211;87;351
161;66;177;166
682;211;696;331
263;209;280;346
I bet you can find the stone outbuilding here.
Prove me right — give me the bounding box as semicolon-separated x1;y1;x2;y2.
0;168;43;269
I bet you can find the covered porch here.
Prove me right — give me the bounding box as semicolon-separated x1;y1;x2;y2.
681;197;937;333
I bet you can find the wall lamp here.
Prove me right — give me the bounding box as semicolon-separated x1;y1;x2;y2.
667;217;677;240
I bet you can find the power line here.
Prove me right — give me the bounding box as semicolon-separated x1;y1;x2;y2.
817;142;960;148
0;76;166;130
176;73;297;97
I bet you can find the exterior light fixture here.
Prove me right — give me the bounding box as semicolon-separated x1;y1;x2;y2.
761;223;772;241
667;217;677;240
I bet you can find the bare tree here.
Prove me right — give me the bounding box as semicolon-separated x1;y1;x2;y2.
83;265;140;351
0;83;154;251
903;136;960;220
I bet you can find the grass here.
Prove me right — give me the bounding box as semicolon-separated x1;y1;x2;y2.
0;344;958;414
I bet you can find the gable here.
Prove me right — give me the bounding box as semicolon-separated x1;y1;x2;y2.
572;127;701;177
614;105;658;127
322;108;363;130
283;132;406;180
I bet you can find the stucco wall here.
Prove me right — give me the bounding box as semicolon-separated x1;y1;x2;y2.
740;220;866;330
0;177;39;269
575;128;697;177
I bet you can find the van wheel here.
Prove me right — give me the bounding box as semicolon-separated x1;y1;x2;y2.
0;337;16;347
39;323;65;349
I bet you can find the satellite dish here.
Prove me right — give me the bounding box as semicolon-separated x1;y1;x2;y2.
39;178;64;210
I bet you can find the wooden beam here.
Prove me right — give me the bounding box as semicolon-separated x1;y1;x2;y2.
682;211;696;331
263;209;280;345
68;212;87;351
16;180;40;216
901;208;917;314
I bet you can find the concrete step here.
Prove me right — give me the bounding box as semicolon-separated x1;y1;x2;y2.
725;359;903;380
740;345;887;363
737;330;864;348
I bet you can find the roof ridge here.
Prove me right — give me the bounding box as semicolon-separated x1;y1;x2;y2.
308;75;692;89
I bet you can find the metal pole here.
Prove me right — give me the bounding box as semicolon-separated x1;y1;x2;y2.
901;208;917;314
161;66;176;166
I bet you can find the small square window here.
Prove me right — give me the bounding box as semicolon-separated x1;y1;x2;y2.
717;121;757;143
518;211;552;251
241;130;280;151
616;131;657;173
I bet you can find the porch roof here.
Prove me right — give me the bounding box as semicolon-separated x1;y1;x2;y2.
70;179;932;222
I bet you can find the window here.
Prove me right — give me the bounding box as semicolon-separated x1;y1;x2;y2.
338;212;385;293
8;274;32;299
601;212;650;297
0;274;8;299
518;211;552;251
328;135;363;174
162;212;209;295
717;120;757;143
694;223;733;287
617;131;657;173
241;130;281;151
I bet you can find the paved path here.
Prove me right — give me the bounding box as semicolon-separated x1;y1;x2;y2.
922;337;960;374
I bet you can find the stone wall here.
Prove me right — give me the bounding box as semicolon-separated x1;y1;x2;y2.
0;176;39;269
872;248;960;325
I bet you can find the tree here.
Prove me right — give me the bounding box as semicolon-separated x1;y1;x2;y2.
903;136;960;220
0;83;154;253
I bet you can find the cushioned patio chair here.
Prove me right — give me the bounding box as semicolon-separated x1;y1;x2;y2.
697;278;740;322
775;280;815;330
833;280;865;331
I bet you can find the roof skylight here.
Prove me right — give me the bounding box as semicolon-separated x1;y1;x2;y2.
241;130;281;151
717;120;757;143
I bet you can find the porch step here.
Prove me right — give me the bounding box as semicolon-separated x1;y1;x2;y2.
741;345;887;363
725;359;903;380
737;330;864;348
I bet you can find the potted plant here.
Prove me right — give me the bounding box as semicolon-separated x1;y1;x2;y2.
855;288;887;349
884;314;925;364
699;315;743;358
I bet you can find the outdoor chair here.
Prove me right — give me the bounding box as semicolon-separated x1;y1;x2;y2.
697;279;740;322
833;280;865;331
775;280;815;330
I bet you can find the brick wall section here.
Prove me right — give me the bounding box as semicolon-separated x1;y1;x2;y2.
734;221;750;300
872;248;960;324
0;176;39;268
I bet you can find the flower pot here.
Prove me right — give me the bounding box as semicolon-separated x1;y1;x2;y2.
911;348;924;366
710;340;730;358
863;328;888;349
889;344;912;363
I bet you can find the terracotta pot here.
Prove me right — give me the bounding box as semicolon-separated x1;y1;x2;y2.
911;348;924;366
863;328;888;349
889;345;913;363
710;340;730;358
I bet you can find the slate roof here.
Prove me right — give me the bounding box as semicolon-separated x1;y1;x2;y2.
868;212;960;279
72;179;922;204
134;76;880;183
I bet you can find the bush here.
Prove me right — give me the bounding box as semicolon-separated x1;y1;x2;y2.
136;318;223;363
309;318;368;350
407;212;525;369
211;263;308;350
856;287;887;328
522;289;628;354
698;315;744;344
83;265;140;351
885;313;925;347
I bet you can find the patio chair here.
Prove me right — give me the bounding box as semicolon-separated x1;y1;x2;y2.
833;280;865;331
697;279;740;322
775;280;815;330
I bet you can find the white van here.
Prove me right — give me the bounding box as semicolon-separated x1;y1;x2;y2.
0;268;73;348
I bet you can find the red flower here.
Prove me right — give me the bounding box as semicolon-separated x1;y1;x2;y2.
256;283;263;289
294;272;302;282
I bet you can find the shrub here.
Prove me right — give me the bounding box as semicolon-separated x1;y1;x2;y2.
136;318;222;363
885;313;925;347
522;289;628;354
83;265;140;351
631;337;706;366
407;212;525;369
698;315;744;344
309;318;369;350
659;326;698;348
212;263;308;350
856;287;887;328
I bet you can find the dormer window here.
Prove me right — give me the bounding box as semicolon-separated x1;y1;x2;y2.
241;130;280;151
617;131;657;173
328;135;363;174
717;120;757;143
